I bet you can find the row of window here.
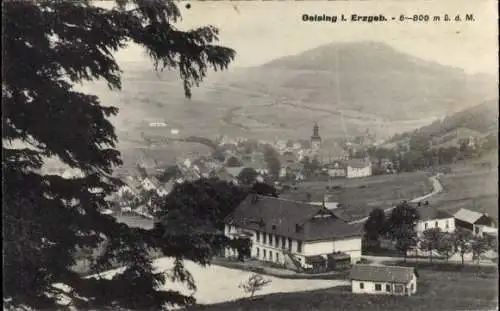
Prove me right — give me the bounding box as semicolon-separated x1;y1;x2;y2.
359;283;413;292
255;231;302;253
255;247;280;262
424;220;449;230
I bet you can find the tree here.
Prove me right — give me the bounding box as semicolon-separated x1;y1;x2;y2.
310;157;321;172
226;156;243;167
238;168;258;186
3;0;235;309
251;182;278;197
263;147;281;180
238;274;272;299
157;165;181;183
211;148;226;162
420;228;442;263
387;201;420;232
387;202;419;262
453;228;473;265
393;224;418;262
363;208;386;246
471;236;491;263
436;233;455;262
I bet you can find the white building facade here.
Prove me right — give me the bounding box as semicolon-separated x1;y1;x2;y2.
224;196;363;272
351;265;418;296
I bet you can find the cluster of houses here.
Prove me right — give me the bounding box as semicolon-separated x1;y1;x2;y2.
222;193;497;296
224;195;364;273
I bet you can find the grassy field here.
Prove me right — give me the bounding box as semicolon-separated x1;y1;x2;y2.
431;155;498;220
190;264;498;311
282;172;433;221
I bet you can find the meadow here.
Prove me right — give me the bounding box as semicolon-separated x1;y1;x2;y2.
281;171;433;221
190;264;498;311
431;154;498;220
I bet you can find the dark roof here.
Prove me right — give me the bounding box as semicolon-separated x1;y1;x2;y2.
345;158;371;169
225;196;363;242
325;161;347;169
350;264;416;284
418;206;454;221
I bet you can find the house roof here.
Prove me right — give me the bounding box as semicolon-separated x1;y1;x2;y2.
454;208;485;224
350;264;416;284
417;206;454;221
225;196;363;242
325;161;347;169
226;166;245;178
345;158;371;169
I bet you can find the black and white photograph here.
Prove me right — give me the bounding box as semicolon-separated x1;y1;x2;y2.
3;0;498;310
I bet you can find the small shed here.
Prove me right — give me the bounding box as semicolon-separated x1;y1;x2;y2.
350;264;418;296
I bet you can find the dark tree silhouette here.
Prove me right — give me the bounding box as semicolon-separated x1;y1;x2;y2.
238;167;259;185
387;201;420;261
3;0;235;309
251;182;278;197
226;156;243;167
263;146;281;180
420;228;442;263
364;208;387;244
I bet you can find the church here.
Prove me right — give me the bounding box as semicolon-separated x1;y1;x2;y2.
309;123;372;179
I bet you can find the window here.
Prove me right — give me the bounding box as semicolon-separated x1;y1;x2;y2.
269;233;273;246
424;222;428;229
275;236;279;248
475;227;480;234
394;284;404;293
256;247;260;258
281;237;286;249
256;232;260;243
263;249;266;260
269;252;273;261
375;284;382;291
276;252;279;262
386;284;391;292
445;220;449;229
359;282;364;289
435;221;438;228
263;233;267;244
297;241;302;253
288;238;292;251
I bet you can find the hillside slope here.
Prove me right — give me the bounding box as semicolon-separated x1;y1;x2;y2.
387;99;498;147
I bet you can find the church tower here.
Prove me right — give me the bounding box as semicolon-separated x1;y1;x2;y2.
311;122;322;151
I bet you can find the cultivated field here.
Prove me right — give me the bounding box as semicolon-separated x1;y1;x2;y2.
282;172;433;221
431;155;498;220
191;265;498;311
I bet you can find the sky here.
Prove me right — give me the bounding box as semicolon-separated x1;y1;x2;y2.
102;0;499;75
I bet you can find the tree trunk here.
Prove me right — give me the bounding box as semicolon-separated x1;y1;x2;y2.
461;253;465;265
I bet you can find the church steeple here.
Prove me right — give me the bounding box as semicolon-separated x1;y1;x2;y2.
313;122;319;138
311;122;321;150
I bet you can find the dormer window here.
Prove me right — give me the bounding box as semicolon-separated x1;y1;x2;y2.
295;224;303;233
271;224;276;230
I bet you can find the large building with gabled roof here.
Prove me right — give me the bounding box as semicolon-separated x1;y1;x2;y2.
224;195;363;272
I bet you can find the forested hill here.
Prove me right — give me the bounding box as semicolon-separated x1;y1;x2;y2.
387;99;498;147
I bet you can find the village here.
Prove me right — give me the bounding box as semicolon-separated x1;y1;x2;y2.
76;121;499;304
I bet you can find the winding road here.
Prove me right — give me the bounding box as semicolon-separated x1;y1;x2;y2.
349;174;444;224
